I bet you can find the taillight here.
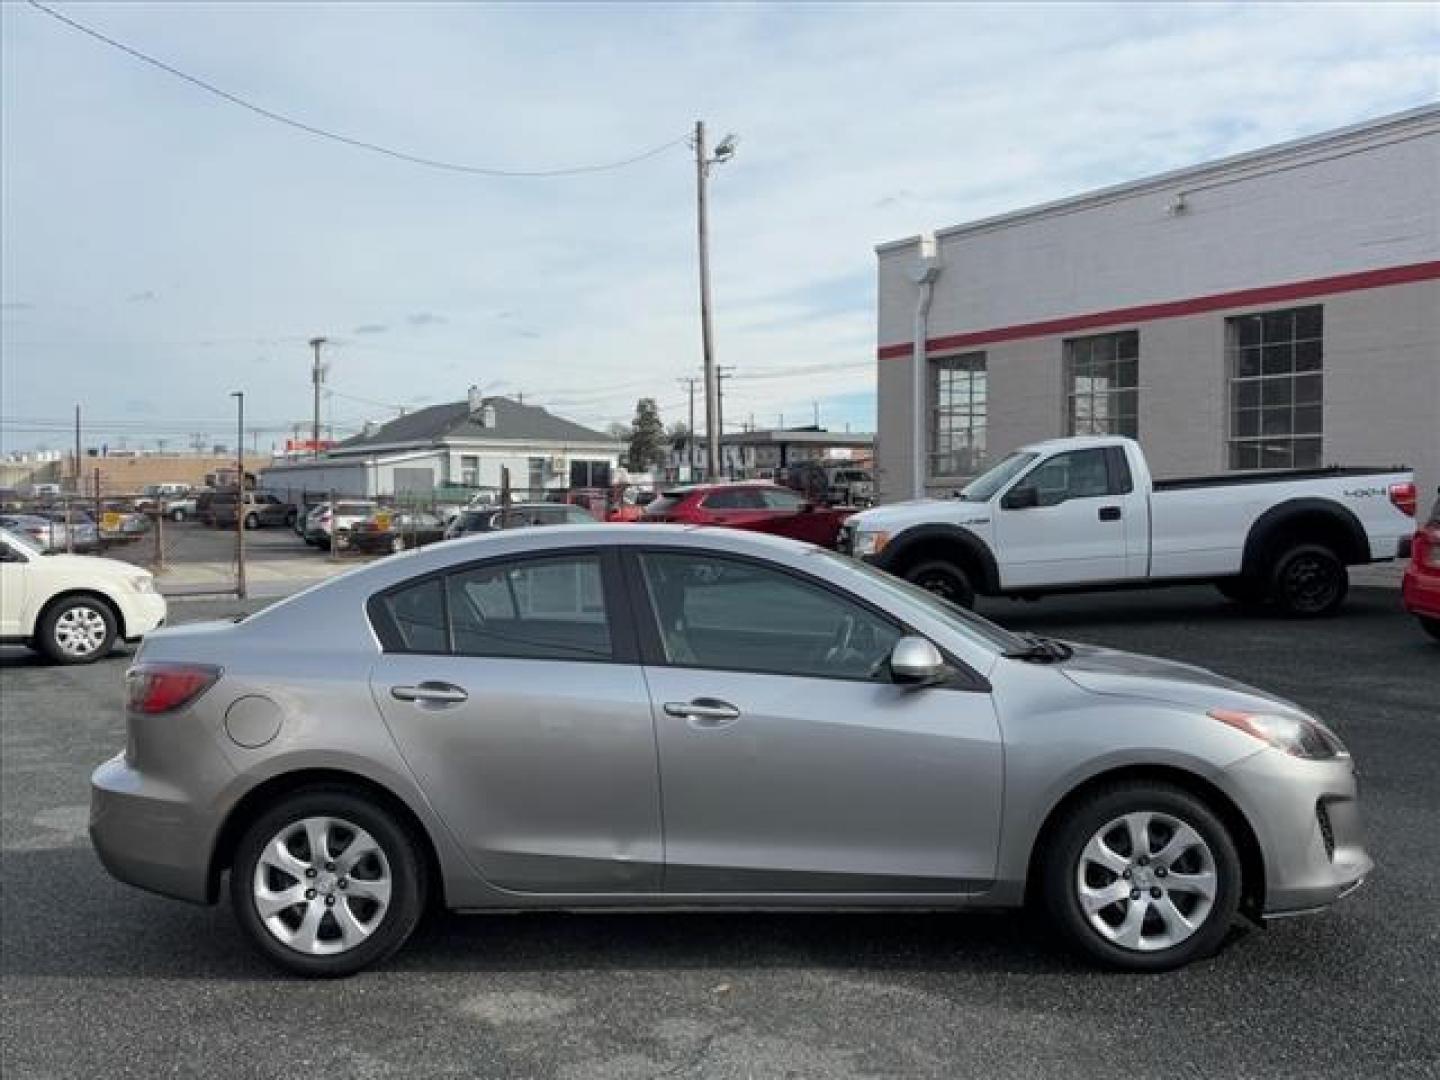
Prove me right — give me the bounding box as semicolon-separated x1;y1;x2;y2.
126;663;221;714
1420;527;1440;570
1389;482;1417;517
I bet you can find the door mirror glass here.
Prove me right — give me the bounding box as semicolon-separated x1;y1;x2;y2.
1002;485;1039;510
888;636;947;685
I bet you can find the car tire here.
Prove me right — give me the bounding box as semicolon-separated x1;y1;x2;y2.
36;595;118;665
230;787;427;978
1215;577;1267;606
1420;617;1440;643
903;559;976;609
1042;781;1242;972
244;513;260;530
1269;543;1348;617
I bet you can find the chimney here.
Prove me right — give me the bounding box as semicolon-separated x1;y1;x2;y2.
362;420;378;437
468;385;484;413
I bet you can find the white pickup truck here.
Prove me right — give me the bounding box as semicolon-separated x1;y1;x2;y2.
840;436;1417;617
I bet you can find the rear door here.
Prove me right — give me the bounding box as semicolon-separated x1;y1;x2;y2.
369;548;663;893
629;547;1003;893
696;487;769;528
993;447;1137;587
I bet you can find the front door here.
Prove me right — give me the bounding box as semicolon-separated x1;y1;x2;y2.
0;541;28;637
630;548;1004;893
993;447;1132;588
368;549;662;893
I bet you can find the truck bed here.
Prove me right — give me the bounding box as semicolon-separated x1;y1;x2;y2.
1152;465;1410;492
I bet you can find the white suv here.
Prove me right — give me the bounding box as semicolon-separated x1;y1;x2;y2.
0;528;167;663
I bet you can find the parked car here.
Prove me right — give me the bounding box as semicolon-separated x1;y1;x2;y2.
91;525;1369;976
304;500;378;550
642;481;853;548
348;510;448;555
0;513;66;552
443;502;596;540
37;509;102;552
1402;487;1440;642
0;527;166;663
161;494;200;522
212;492;297;530
97;505;151;544
841;435;1416;617
827;467;875;507
135;483;193;515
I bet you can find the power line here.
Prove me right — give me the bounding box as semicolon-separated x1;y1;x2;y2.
26;0;687;179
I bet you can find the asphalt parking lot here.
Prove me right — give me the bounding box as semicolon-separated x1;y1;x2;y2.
2;586;1437;1079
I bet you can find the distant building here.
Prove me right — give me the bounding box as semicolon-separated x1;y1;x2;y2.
874;105;1440;503
261;388;621;500
664;427;875;482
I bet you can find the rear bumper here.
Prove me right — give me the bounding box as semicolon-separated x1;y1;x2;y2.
1402;566;1440;619
90;753;215;904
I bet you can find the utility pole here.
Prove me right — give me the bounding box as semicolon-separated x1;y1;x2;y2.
73;404;81;493
716;365;735;477
309;336;327;458
231;391;247;599
677;376;699;479
693;120;737;480
813;401;820;427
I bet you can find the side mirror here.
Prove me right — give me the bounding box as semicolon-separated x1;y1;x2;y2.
889;635;947;686
1002;485;1039;510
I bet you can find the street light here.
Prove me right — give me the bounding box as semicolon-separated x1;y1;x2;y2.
694;120;738;480
231;390;246;599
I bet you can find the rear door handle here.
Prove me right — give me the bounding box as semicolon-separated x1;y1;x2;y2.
663;698;741;725
391;681;469;705
1099;506;1122;522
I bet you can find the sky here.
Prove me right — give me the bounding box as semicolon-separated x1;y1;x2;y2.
2;1;1437;454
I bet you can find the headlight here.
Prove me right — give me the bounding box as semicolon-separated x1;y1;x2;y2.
1209;708;1347;760
130;575;156;594
853;530;890;557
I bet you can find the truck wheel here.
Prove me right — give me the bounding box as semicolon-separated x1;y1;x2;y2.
1270;544;1348;617
37;596;118;665
1420;617;1440;643
1215;578;1266;606
904;559;976;609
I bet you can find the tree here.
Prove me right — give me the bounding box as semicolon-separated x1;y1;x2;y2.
626;398;666;471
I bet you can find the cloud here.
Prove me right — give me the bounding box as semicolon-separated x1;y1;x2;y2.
126;290;159;303
353;323;388;335
406;312;448;328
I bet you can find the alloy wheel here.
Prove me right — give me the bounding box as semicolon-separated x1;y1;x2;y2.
252;816;393;956
1076;811;1217;952
53;605;109;658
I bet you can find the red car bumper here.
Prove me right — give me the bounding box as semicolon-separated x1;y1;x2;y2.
1402;527;1440;619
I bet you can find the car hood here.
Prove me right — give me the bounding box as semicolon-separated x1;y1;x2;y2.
37;553;149;581
846;498;981;532
1058;642;1307;716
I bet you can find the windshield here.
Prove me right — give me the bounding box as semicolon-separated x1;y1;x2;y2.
815;549;1027;654
0;527;42;558
959;452;1038;502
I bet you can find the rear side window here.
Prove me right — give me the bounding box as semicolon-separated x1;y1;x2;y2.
759;488;804;511
703;488;765;510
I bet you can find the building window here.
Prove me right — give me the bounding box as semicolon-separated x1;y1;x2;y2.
929;353;986;477
460;455;479;487
1227;306;1323;470
1065;331;1138;438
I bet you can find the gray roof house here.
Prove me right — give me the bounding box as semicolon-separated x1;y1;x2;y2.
261;387;621;500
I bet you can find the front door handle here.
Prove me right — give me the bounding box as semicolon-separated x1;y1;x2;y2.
663;698;741;725
1099;506;1122;522
391;681;469;705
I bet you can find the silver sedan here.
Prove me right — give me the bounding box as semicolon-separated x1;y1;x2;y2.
90;525;1369;976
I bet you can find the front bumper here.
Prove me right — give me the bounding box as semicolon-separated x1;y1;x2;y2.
90;753;216;903
119;591;168;642
1221;750;1372;917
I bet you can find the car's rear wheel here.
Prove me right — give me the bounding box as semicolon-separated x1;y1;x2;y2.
1270;543;1348;617
1042;782;1241;971
36;596;117;665
230;788;426;977
1420;617;1440;642
903;559;976;609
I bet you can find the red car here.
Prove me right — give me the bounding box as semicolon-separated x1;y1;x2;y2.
1402;486;1440;642
642;481;853;548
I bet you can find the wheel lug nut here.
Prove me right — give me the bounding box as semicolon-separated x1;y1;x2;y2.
305;889;316;899
1122;869;1131;879
1150;887;1162;899
338;879;348;889
1130;889;1141;901
305;868;317;878
1138;856;1149;866
324;862;335;872
1156;867;1167;878
325;895;336;907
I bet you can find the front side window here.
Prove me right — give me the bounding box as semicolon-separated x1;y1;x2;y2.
930;353;987;477
447;555;610;661
1227;306;1322;469
638;551;901;681
1066;331;1138;438
1023;448;1112;506
759;487;804;511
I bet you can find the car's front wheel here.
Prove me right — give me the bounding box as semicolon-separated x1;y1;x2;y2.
36;595;117;664
1042;782;1241;971
230;788;427;977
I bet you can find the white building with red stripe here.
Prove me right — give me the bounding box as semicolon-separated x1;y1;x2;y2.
873;105;1439;505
